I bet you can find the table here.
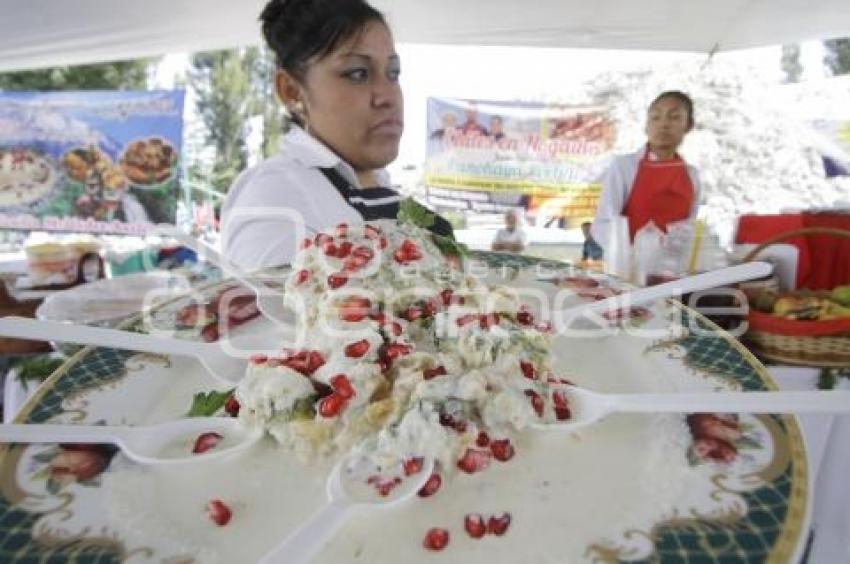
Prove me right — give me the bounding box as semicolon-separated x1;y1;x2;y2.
768;365;850;563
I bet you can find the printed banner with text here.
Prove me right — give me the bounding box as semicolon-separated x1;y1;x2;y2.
0;90;185;235
425;98;615;221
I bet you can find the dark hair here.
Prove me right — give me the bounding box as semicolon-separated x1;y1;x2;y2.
650;90;694;129
260;0;386;81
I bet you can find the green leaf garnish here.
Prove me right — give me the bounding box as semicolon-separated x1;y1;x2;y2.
187;389;234;417
398;198;436;229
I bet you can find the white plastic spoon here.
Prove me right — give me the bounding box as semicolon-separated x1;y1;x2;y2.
155;225;294;326
0;417;261;466
534;387;850;432
557;261;773;322
260;455;435;564
0;316;247;385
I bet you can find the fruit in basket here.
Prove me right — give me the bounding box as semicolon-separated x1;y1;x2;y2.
768;294;850;320
751;291;779;313
831;285;850;307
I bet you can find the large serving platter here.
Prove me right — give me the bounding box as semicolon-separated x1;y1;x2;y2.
0;254;808;563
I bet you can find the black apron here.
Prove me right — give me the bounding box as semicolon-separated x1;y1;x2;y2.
319;168;454;239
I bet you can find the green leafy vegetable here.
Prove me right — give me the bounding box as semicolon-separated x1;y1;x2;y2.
15;356;65;389
397;198;435;229
398;198;468;259
187;388;234;417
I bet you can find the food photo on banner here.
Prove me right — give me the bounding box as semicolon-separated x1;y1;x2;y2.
0;90;185;235
424;97;615;224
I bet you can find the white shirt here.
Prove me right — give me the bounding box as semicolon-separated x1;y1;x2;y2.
492;227;527;249
590;146;701;251
220;126;391;270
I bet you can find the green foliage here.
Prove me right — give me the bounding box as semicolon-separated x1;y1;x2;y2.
189;47;281;195
0;60;152;91
824;37;850;76
398;198;468;259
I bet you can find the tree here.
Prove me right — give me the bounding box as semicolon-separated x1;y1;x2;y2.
824;37;850;76
781;44;802;83
0;59;152;91
189;47;282;195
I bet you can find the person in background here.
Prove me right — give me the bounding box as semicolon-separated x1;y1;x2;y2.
591;90;701;250
581;221;603;260
221;0;452;270
491;209;527;253
459;102;488;136
489;115;506;141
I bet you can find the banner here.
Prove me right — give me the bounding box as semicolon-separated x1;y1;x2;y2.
424;98;615;221
0;90;185;235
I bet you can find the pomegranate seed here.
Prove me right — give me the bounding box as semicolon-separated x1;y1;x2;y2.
250;354;268;365
335;223;348;238
525;389;545;417
319;393;346;417
517;308;534;325
300;238;313;249
192;432;223;454
379;237;388;250
490;439;515;462
377;480;397;497
422;528;450;551
456;314;478;327
307;351;325;373
520;360;536;380
457;449;491;474
403;457;424;476
315;233;333;246
401;306;423;321
423;365;447;380
479;313;500;329
370;312;386;324
440;289;454;306
330;374;355;399
422;300;438;317
339;296;371;322
328;273;348;289
417;473;442;497
352;245;374;260
464;513;487;539
336;241;353;258
206;499;232;526
380;343;411;361
552;389;568;409
322;241;338;257
384;321;403;337
476;431;490;447
555;406;572;420
224;395;240;417
364;224;381;239
294;269;309;285
345;339;370;358
487;513;512;536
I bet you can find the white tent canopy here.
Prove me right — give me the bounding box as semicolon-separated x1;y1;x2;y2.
0;0;849;73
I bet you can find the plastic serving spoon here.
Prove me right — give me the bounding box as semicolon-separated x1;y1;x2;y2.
259;455;435;564
533;387;850;432
0;417;261;466
155;225;295;326
557;261;773;322
0;316;247;386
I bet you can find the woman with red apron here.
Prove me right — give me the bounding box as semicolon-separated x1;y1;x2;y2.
591;91;700;250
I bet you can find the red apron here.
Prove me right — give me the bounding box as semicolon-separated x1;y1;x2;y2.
623;148;694;241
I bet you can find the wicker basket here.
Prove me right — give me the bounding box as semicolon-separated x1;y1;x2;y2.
741;227;850;367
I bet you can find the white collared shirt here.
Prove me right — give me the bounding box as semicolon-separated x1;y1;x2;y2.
590;146;701;251
220;126;391;270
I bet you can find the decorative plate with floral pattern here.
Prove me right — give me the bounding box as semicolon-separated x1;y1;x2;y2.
0;254;808;563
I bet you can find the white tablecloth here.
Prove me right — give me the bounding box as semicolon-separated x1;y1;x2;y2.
768;366;850;563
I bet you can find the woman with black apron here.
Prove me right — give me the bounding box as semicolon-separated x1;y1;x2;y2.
221;0;452;270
